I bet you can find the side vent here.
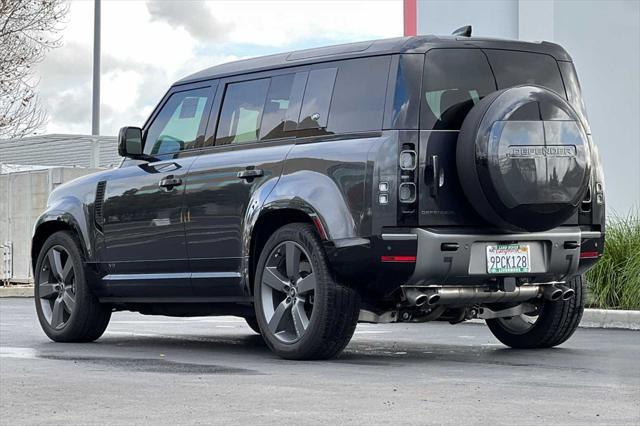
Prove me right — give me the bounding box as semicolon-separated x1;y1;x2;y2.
94;181;107;230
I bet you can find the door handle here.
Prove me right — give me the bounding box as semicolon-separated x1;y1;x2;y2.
159;176;183;189
237;169;264;179
428;155;440;198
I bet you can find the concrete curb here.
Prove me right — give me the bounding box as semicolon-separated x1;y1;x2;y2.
580;309;640;330
0;286;33;297
2;286;638;330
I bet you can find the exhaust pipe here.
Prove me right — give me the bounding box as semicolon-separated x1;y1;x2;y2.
403;285;540;306
405;288;441;307
405;288;429;307
556;284;575;301
542;285;563;301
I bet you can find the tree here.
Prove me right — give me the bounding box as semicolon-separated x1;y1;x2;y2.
0;0;67;139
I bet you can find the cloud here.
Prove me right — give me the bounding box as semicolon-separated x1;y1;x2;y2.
146;0;232;41
35;0;402;136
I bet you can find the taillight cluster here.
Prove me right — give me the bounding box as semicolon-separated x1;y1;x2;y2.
398;143;417;225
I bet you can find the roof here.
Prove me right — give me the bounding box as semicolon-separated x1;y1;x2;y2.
0;134;120;169
177;35;572;85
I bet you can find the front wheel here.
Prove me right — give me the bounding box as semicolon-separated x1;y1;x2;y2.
254;223;360;360
486;275;585;348
34;231;111;342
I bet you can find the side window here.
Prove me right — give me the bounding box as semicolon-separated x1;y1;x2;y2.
260;73;307;140
144;87;211;155
298;68;337;130
421;49;496;130
327;56;390;134
216;79;270;145
484;50;566;97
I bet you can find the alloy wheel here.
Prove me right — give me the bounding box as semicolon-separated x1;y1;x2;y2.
497;311;540;335
260;241;316;343
38;245;77;330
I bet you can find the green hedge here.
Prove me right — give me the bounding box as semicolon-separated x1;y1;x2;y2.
586;212;640;310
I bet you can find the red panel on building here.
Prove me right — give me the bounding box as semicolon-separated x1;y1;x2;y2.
404;0;417;36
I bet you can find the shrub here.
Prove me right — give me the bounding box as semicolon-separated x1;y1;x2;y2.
586;212;640;310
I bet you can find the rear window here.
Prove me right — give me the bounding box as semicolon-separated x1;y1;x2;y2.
421;49;496;130
484;49;566;97
421;48;568;130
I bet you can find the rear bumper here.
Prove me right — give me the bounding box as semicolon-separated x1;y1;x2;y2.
393;227;601;286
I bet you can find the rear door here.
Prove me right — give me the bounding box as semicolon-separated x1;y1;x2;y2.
184;70;310;297
418;48;570;227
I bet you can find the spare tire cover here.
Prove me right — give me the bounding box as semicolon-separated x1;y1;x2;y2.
456;85;590;232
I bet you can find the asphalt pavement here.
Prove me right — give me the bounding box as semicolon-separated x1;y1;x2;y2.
1;298;638;425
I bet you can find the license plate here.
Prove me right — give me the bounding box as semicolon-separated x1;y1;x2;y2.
486;244;531;274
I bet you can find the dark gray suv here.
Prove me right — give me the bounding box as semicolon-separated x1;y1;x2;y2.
32;35;605;359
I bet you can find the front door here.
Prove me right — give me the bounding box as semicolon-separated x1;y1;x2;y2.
100;84;215;297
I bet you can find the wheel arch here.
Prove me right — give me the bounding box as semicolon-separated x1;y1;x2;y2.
32;212;90;273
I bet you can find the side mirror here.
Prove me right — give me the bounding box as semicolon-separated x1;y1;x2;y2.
117;126;143;158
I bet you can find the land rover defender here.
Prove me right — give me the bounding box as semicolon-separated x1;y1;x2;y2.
32;34;605;359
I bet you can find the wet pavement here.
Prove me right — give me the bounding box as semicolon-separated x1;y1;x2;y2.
1;298;639;425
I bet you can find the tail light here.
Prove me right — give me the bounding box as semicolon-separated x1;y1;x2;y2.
397;144;418;225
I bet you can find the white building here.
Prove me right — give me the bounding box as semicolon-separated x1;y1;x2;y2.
405;0;640;215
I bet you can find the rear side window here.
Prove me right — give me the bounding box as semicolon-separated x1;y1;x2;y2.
327;56;391;134
216;79;270;145
297;68;337;130
484;49;566;97
260;73;307;140
422;49;496;130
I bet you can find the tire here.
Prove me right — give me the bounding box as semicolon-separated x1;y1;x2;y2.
486;275;585;348
244;316;261;334
34;231;111;342
253;223;360;360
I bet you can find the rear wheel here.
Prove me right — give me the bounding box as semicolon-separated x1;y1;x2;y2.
254;223;360;360
34;231;111;342
486;275;585;348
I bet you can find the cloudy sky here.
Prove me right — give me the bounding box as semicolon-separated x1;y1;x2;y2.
36;0;403;136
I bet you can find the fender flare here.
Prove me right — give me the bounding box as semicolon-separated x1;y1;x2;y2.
259;170;358;243
32;196;93;265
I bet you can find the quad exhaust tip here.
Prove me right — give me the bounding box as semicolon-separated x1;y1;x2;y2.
405;289;440;307
542;284;575;302
557;284;576;301
542;285;563;301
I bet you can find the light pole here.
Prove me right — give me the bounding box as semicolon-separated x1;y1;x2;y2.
91;0;100;136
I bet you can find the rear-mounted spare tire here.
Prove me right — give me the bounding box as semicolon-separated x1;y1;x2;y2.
456;85;591;232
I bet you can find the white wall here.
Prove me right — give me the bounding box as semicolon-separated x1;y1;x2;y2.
417;0;640;215
417;0;519;38
0;168;100;284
